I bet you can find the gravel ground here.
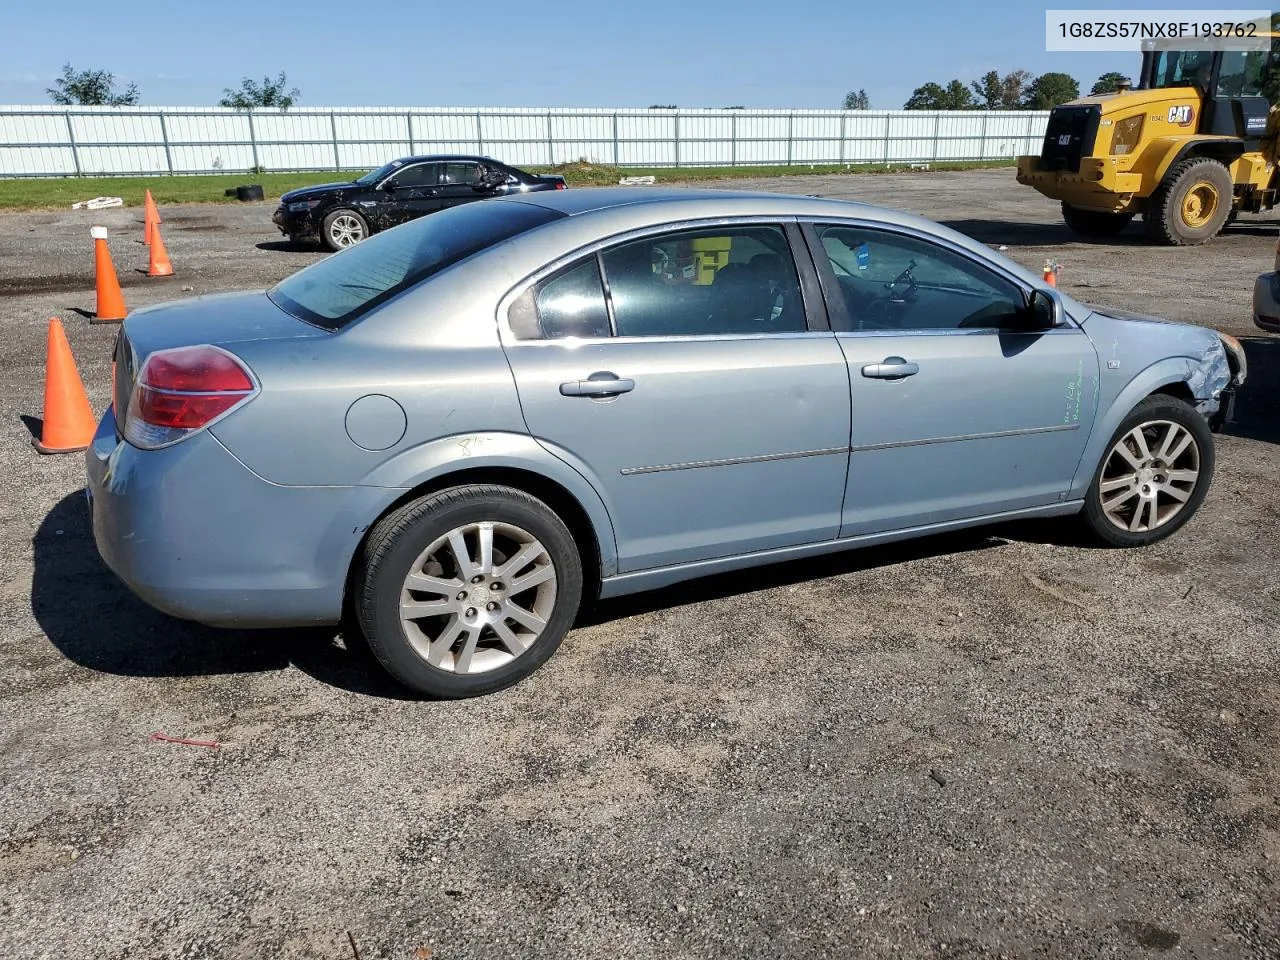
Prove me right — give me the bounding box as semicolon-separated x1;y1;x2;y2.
1;169;1279;959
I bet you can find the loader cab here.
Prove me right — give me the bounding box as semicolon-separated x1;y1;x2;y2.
1139;43;1274;146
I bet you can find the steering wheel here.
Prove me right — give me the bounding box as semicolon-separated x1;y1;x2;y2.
885;259;919;300
849;260;914;328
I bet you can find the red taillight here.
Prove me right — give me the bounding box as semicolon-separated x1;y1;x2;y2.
134;385;246;428
555;181;567;190
143;346;253;393
125;345;257;448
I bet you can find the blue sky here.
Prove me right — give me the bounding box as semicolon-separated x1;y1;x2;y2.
0;1;1230;109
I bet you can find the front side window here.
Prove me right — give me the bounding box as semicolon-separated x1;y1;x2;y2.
816;225;1026;332
599;225;806;338
386;163;438;188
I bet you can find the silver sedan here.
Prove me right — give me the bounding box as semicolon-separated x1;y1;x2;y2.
86;187;1247;697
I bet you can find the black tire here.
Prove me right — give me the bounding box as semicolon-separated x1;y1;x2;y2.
320;208;369;251
1061;203;1134;237
236;184;265;202
355;484;583;699
1080;395;1215;548
1143;158;1234;246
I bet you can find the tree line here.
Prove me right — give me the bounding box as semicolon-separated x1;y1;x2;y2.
844;70;1133;111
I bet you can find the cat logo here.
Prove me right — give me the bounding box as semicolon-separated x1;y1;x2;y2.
1167;105;1194;126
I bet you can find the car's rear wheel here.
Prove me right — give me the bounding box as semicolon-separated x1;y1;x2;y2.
1080;395;1214;547
355;485;583;698
321;208;368;251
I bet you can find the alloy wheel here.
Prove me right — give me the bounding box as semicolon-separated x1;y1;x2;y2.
398;521;558;674
1097;419;1201;533
329;214;365;247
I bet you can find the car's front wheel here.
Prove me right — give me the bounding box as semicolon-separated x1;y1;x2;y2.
321;208;369;251
1080;395;1214;547
355;485;584;698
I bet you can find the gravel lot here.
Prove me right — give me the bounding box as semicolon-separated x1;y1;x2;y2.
2;168;1279;959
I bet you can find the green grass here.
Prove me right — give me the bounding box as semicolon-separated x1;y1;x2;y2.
0;159;1017;211
0;172;353;212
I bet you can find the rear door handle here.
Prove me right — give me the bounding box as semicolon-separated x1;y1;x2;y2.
861;356;919;380
559;371;635;397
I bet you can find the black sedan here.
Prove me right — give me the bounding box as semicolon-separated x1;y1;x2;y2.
271;155;567;250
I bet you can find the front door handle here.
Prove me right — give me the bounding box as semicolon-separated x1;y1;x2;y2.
559;371;635;397
861;356;919;380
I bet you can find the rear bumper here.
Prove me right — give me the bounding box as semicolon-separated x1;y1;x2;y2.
1015;156;1144;213
1253;272;1280;332
84;407;388;628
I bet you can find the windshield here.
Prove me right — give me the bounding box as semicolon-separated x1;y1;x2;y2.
353;160;406;185
268;200;564;330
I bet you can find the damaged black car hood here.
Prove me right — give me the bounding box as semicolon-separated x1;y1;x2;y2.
279;182;356;203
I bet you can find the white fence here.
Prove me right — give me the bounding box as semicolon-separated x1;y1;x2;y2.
0;105;1052;178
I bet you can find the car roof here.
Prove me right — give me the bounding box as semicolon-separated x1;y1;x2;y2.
396;154;504;165
503;184;914;228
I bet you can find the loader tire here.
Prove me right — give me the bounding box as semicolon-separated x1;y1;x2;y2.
1143;158;1233;246
1061;203;1134;237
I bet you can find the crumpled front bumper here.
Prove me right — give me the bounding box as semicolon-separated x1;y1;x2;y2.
271;205;317;239
1194;333;1248;432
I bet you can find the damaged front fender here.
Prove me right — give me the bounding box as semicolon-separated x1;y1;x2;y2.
1191;333;1247;431
1188;336;1232;400
1081;307;1246;431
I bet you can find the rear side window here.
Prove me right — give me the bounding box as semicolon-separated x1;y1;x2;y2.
535;259;612;339
508;258;612;340
507;224;807;341
601;225;805;337
442;162;482;185
269;200;563;330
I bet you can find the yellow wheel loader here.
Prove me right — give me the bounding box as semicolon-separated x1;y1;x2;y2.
1016;39;1279;245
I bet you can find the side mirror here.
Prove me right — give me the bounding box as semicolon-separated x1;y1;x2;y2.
1026;288;1062;330
380;179;397;192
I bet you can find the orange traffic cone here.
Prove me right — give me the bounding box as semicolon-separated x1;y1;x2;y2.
32;318;97;455
91;226;128;324
143;189;161;246
147;221;174;277
1043;259;1057;287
